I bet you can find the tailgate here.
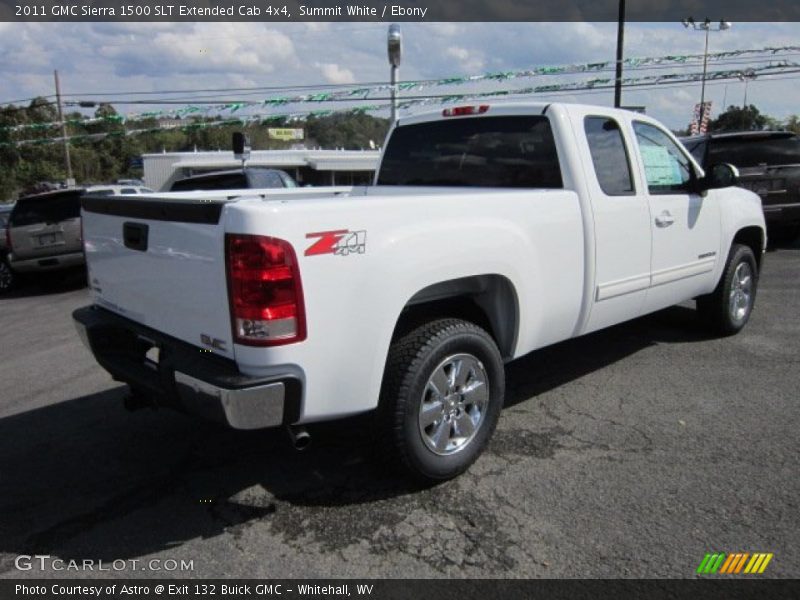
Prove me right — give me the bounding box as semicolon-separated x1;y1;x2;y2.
738;165;800;208
10;218;81;259
81;196;235;359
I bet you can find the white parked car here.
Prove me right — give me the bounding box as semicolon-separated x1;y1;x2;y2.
85;184;154;196
74;102;765;480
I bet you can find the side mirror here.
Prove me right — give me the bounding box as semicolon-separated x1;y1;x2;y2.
703;163;739;190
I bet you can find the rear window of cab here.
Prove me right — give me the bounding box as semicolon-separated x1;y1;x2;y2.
378;115;563;188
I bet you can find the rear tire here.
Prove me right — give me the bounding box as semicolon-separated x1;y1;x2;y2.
697;244;758;336
0;258;15;293
378;318;504;481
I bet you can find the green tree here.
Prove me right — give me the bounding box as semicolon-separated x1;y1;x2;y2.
305;113;390;149
784;115;800;134
0;105;393;201
709;105;769;132
26;97;58;125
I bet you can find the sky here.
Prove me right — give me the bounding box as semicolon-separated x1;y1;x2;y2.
1;21;799;130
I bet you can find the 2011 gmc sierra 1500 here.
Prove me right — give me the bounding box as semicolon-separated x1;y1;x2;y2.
73;102;765;480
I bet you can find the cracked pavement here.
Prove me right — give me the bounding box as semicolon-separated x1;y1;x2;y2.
0;241;798;579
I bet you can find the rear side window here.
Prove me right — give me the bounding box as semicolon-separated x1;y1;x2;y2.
10;191;82;227
170;173;247;191
249;170;285;188
120;188;138;195
584;117;635;196
281;173;298;188
378;115;563;188
708;135;800;168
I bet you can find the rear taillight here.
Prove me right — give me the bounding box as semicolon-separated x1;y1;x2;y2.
226;234;306;346
442;105;489;117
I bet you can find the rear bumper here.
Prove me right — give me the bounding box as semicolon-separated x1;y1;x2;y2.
9;251;85;272
73;305;301;430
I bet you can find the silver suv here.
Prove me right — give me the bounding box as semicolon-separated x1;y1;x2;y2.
6;188;85;275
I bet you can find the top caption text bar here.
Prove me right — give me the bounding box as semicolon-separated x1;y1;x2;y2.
2;0;800;22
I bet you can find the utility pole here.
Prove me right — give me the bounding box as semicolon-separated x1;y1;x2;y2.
54;70;74;186
614;0;626;108
387;24;402;122
682;18;731;132
700;24;710;115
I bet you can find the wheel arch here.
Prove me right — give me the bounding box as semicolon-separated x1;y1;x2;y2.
391;274;519;360
732;226;765;271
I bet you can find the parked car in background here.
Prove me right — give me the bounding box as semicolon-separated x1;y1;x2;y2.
168;167;297;192
3;184;157;292
0;203;14;251
681;131;800;242
116;178;146;187
85;184;154;196
5;188;85;278
0;203;15;292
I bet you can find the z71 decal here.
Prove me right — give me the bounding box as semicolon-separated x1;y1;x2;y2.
305;230;367;256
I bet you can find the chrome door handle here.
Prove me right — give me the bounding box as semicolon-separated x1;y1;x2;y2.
655;211;675;227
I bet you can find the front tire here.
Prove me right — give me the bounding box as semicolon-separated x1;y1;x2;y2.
697;243;759;336
378;318;504;481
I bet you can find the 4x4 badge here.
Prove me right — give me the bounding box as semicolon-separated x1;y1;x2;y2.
305;230;367;256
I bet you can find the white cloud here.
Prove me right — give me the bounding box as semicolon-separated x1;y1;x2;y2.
427;23;461;37
0;22;798;129
317;62;356;84
444;46;486;72
445;46;470;61
96;24;297;77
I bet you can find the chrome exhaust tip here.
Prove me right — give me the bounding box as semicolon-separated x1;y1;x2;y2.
286;425;312;451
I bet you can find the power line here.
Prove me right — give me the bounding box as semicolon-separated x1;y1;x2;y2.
3;45;799;107
60;54;800;102
69;54;800;106
58;65;800;108
0;94;57;105
49;55;796;105
6;68;800;147
5;62;799;136
0;100;61;114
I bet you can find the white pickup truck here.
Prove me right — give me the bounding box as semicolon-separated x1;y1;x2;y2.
74;103;765;480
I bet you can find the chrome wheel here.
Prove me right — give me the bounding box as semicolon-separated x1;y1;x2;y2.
418;353;489;456
729;261;753;323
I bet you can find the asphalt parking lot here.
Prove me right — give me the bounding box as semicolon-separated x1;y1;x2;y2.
0;242;798;580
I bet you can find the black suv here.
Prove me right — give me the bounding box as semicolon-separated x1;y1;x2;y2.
168;167;297;192
681;131;800;241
